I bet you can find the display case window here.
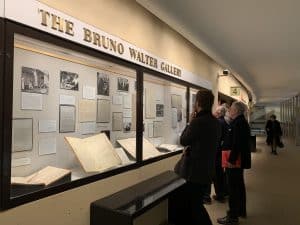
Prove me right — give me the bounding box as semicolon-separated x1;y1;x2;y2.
141;73;187;159
10;34;137;198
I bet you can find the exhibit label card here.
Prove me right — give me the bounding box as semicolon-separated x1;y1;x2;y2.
39;120;57;133
79;100;97;122
39;137;57;155
83;86;96;100
123;95;132;109
112;112;123;131
80;122;96;135
59;105;76;132
21;92;43;110
172;108;178;128
12;118;33;152
112;95;123;105
59;94;76;105
97;99;111;123
12;157;31;167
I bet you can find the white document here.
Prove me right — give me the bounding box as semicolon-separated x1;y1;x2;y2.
131;94;137;131
79;100;97;122
115;147;132;165
21;92;42;110
112;112;123;131
59;105;76;132
39;120;57;133
39;137;57;155
117;138;161;160
123;109;132;118
148;123;154;138
112;95;123;105
97;99;111;123
59;94;76;105
12;157;31;167
83;86;96;100
153;121;163;137
12;118;33;152
65;133;121;173
145;88;156;118
80;122;96;135
172;108;178;128
123;95;132;109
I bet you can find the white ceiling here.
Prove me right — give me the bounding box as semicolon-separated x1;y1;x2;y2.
137;0;300;104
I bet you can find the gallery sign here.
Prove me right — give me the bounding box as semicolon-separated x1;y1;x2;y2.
230;86;241;96
3;0;212;89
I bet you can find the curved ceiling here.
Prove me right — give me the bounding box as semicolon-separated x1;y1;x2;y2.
137;0;300;103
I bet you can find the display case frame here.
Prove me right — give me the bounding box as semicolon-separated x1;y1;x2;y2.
0;18;206;209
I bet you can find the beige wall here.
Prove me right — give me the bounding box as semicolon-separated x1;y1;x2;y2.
0;0;230;224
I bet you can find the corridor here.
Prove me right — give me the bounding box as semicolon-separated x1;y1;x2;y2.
206;137;300;225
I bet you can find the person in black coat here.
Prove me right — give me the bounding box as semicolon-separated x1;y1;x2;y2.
265;115;282;155
176;90;221;225
217;101;251;225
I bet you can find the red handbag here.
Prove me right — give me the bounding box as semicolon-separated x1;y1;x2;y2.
222;150;241;168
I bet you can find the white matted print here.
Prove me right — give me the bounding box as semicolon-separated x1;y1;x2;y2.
112;112;123;131
60;71;79;91
153;121;163;138
97;99;111;123
21;66;49;94
12;118;33;152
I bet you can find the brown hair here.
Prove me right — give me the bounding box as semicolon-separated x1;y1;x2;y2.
195;90;214;111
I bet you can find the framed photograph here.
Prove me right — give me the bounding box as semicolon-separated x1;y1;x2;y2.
60;71;79;91
97;72;109;96
112;112;123;131
12;118;33;152
123;118;132;133
59;105;76;133
156;104;164;117
21;66;49;94
117;77;129;92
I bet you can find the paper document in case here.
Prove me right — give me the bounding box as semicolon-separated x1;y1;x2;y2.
65;133;122;173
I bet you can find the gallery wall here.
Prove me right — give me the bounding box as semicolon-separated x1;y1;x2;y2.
0;0;235;224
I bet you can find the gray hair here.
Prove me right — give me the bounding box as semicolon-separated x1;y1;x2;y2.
215;105;227;117
232;101;246;115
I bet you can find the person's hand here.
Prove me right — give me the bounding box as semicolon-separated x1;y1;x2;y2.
227;161;235;168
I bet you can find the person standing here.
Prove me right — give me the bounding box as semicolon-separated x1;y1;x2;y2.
178;90;221;225
217;101;251;225
265;115;282;155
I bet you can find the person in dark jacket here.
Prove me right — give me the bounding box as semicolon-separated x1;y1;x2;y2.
265;115;282;155
217;101;251;225
178;90;221;225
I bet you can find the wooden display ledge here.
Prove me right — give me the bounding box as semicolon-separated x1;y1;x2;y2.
90;171;186;225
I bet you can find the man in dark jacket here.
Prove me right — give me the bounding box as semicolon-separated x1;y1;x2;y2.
217;101;251;225
179;90;221;225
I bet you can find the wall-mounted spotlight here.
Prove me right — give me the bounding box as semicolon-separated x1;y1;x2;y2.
218;69;230;77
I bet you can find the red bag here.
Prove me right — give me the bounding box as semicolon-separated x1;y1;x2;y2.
222;150;241;168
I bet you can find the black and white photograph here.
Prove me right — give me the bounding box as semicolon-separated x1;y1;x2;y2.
117;77;129;92
177;108;183;122
123;121;132;132
60;71;79;91
97;72;109;96
156;104;164;117
21;66;49;94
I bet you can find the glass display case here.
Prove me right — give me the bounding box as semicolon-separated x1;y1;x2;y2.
11;34;137;198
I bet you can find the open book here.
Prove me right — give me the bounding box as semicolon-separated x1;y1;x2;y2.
156;144;183;152
11;166;71;186
65;133;122;173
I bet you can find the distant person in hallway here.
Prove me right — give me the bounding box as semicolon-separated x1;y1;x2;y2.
217;101;251;225
178;90;221;225
265;115;283;155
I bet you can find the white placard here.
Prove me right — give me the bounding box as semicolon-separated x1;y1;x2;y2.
148;123;154;138
39;120;57;133
112;95;123;105
21;92;42;110
83;86;96;100
12;157;31;167
123;109;132;118
123;95;132;109
172;108;178;128
80;122;96;135
39;137;57;155
59;94;75;105
12;118;33;152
